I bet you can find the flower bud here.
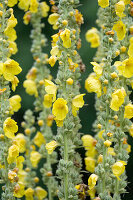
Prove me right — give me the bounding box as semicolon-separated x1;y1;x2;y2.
104;140;112;147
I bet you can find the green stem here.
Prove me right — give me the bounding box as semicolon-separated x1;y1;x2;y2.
64;132;68;200
113;179;119;199
102;147;107;192
47;153;52;200
101;102;109;193
48;179;52;200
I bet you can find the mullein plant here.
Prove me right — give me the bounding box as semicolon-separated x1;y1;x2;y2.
47;0;85;200
0;0;24;199
21;109;48;200
20;1;58;199
84;0;133;199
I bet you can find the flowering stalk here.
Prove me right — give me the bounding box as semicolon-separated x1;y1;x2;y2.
111;2;133;199
22;1;58;199
85;0;133;199
0;1;23;199
21;109;47;200
47;0;84;200
21;110;37;186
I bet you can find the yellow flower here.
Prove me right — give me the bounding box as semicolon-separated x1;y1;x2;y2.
114;58;133;78
52;33;59;45
8;0;18;7
16;156;24;170
4;10;17;40
85;73;101;97
66;78;73;85
129;124;133;137
108;147;116;156
44;79;57;101
23;11;31;25
88;188;96;200
35;187;47;200
44;79;56;95
11;76;19;91
103;86;107;94
110;88;126;111
14;182;25;198
128;37;133;58
18;0;38;13
52;98;68;120
29;0;38;13
86;28;100;48
98;129;105;139
104;140;112;147
50;46;60;57
88;174;98;190
49;55;57;67
124;103;133;119
0;88;6;95
8;170;17;182
9;95;21;115
98;154;103;163
1;59;22;81
26;67;37;80
126;144;131;154
81;135;95;150
112;161;126;180
18;0;30;11
98;0;109;8
43;94;53;108
33;132;46;147
45;140;58;154
75;9;83;25
6;9;17;29
75;185;80;190
60;28;71;48
85;147;97;158
25;188;34;200
23;80;38;97
72;94;85;116
48;13;59;30
113;21;126;40
14;133;26;153
46;114;54;127
115;1;125;18
91;62;103;77
4;27;17;41
85;157;95;173
9;41;18;55
7;144;19;164
40;2;50;17
68;58;78;72
75;184;85;198
30;151;41;168
18;170;27;184
3;117;18;139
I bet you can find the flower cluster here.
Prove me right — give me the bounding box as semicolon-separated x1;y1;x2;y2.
0;1;23;199
21;110;47;200
85;0;133;199
22;1;58;199
47;0;85;200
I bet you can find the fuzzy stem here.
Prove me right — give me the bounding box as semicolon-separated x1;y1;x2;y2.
64;132;68;200
47;153;52;200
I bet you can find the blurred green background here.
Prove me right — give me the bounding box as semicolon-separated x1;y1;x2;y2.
12;0;133;199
